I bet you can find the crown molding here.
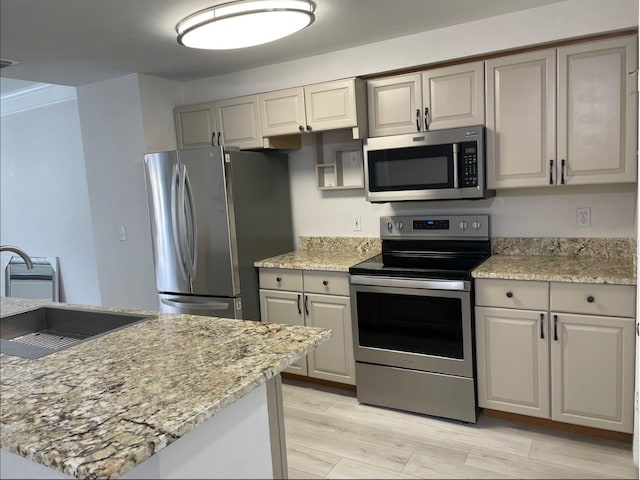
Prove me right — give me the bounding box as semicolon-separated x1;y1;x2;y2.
1;83;77;117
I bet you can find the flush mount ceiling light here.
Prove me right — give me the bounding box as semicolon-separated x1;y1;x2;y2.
176;0;316;50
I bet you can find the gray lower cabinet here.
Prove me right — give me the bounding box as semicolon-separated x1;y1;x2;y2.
259;268;355;385
475;278;636;433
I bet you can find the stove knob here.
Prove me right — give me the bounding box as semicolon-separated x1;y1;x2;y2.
472;221;482;230
397;222;404;230
458;221;468;230
386;221;393;232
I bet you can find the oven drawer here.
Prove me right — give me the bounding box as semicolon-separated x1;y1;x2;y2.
550;282;635;317
258;268;303;291
475;279;549;310
304;271;350;296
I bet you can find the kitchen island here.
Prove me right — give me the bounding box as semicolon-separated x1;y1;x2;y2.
0;297;330;479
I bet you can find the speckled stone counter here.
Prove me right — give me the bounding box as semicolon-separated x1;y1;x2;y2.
0;297;330;479
473;237;636;285
254;236;381;272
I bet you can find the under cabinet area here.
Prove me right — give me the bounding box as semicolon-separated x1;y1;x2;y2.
366;61;484;137
259;268;355;385
486;35;638;189
475;278;636;433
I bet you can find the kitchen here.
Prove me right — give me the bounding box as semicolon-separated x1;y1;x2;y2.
1;0;638;478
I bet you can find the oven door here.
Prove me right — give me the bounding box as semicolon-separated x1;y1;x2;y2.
350;276;473;378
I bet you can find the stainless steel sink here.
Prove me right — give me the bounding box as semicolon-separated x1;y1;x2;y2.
0;306;151;359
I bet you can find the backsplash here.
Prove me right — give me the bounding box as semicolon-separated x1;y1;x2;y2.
299;236;381;254
493;237;636;258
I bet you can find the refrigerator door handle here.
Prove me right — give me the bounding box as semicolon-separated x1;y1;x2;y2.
182;164;198;279
160;297;231;310
170;164;189;281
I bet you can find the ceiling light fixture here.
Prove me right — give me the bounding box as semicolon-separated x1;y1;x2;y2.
176;0;316;50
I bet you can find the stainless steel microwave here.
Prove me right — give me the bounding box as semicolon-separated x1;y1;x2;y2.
363;125;494;202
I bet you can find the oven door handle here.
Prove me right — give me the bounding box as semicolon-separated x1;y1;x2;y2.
350;275;469;291
453;143;459;189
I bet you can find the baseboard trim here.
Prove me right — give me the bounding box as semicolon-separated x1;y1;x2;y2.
482;409;633;444
281;372;357;393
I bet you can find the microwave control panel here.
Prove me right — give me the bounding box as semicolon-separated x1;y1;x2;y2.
460;141;478;187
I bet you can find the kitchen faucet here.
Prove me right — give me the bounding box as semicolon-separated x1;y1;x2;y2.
0;245;34;269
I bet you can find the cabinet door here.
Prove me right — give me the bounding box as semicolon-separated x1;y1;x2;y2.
367;73;422;137
475;306;550;418
259;289;307;375
305;293;355;385
304;79;360;133
174;102;216;149
550;313;635;433
422;61;485;130
259;87;307;136
557;36;638;185
486;49;556;189
214;95;263;149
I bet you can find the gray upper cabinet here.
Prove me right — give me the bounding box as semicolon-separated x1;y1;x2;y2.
486;35;638;189
258;78;368;139
174;95;263;150
367;61;485;137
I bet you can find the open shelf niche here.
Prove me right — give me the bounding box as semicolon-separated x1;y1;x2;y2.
314;130;364;190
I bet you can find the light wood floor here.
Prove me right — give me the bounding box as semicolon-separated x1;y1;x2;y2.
282;380;639;479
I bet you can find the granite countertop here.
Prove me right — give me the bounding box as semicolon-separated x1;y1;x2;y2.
0;297;330;479
473;237;636;285
472;255;635;285
254;236;381;272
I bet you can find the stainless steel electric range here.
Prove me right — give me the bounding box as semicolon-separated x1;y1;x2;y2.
349;214;491;423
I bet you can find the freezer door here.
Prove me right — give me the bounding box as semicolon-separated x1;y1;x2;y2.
158;293;242;319
144;151;191;294
179;148;237;297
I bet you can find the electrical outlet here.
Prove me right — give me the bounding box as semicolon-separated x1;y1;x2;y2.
577;207;591;227
118;225;127;241
352;216;362;231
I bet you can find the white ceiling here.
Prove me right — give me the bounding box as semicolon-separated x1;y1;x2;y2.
0;0;563;89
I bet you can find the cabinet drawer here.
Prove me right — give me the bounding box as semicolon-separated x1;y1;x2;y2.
304;271;350;296
259;268;303;291
550;282;636;318
475;279;549;310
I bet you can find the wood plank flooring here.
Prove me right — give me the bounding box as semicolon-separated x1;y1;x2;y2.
282;380;639;479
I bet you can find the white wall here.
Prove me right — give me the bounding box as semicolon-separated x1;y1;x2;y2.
0;85;101;303
288;134;637;242
137;75;182;153
76;74;158;310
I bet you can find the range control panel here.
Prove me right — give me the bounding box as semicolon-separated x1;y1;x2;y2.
380;214;489;240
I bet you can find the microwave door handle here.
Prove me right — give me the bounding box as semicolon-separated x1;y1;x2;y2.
452;143;459;188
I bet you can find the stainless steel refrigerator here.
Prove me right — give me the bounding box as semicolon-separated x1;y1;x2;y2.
143;146;293;321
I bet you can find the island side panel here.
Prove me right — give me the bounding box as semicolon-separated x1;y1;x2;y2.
122;382;272;479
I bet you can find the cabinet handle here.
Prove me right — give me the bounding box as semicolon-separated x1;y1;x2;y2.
298;125;305;132
322;280;328;286
561;159;566;184
416;109;420;132
549;159;554;185
217;132;221;145
506;291;513;298
211;132;215;146
540;313;545;339
297;294;302;315
587;295;595;303
306;125;312;132
304;295;309;316
424;107;430;131
553;315;558;341
276;276;282;283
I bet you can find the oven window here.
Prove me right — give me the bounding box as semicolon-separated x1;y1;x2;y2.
367;144;454;191
356;291;463;358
